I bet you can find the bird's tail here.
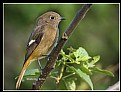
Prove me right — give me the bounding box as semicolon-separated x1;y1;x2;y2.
16;57;33;89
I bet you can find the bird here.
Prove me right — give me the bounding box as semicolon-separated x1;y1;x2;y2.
16;11;65;89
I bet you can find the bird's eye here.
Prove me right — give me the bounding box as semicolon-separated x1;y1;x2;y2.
50;16;55;20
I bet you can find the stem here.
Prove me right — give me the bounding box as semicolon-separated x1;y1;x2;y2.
57;61;66;83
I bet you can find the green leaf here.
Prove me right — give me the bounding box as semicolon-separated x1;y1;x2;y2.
15;69;40;80
67;46;76;53
57;79;67;90
69;66;93;90
74;47;91;61
93;67;114;77
56;60;62;66
60;49;66;55
80;65;92;75
64;79;76;90
90;56;100;65
60;50;75;63
83;56;100;69
66;55;75;63
24;69;40;76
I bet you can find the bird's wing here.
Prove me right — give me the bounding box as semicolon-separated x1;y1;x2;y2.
24;25;45;64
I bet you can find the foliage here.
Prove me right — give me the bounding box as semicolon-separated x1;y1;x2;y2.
21;47;114;90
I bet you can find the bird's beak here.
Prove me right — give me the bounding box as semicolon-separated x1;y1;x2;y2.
60;17;66;20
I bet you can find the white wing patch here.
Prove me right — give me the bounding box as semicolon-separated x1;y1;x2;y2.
28;39;35;46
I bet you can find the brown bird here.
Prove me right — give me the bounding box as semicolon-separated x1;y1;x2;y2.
16;11;65;89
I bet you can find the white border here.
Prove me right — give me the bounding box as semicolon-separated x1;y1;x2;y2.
3;3;120;91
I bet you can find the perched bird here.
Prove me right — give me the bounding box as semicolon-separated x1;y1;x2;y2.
16;11;65;89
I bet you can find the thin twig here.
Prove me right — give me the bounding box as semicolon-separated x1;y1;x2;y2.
32;4;92;90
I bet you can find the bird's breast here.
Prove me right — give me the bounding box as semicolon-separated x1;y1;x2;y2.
32;26;58;58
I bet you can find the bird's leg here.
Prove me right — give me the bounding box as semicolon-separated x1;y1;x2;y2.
37;54;49;71
37;58;42;70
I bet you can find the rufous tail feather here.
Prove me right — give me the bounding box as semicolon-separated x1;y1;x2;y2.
16;57;32;89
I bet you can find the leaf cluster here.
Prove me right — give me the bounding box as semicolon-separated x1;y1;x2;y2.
16;47;114;90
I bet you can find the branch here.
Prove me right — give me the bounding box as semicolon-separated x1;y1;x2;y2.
32;4;92;90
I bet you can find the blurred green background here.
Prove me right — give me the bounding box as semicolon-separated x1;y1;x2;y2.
4;4;119;90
